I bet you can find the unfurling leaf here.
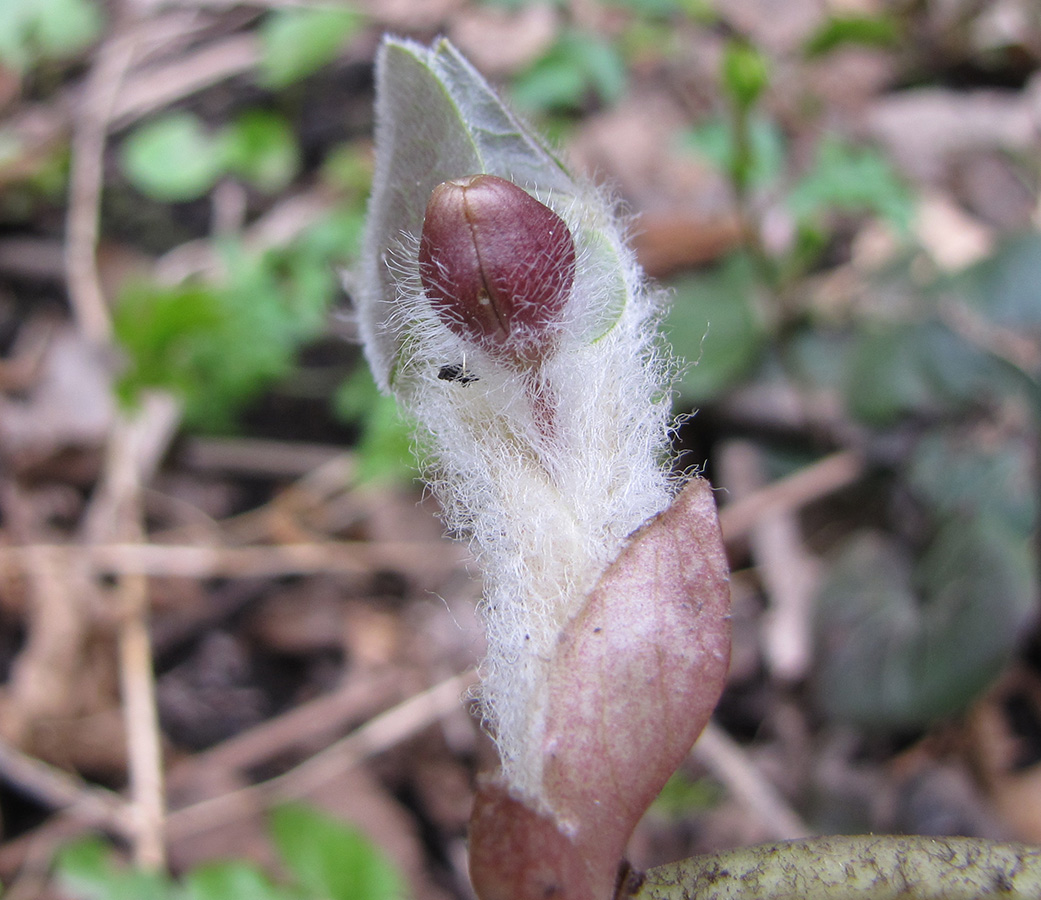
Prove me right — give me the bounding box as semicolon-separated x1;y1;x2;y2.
470;479;731;900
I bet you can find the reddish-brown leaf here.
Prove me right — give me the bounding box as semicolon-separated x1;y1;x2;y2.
470;478;731;900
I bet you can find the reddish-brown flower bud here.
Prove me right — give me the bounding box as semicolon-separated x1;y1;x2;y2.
419;174;576;363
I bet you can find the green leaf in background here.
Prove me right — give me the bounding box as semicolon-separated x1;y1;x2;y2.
815;515;1037;730
788;135;913;233
114;231;335;431
114;281;224;409
219;111;300;193
606;0;689;18
843;320;997;424
296;205;365;264
784;327;853;393
511;30;627;113
721;40;769;111
322;143;374;195
53;805;406;899
54;838;173;900
906;431;1037;535
665;253;766;401
843;326;938;424
0;0;101;72
804;13;901;57
270;804;407;900
652;771;722;820
123;110;302;200
53;837;116;899
333;366;417;484
953;231;1041;332
182;861;287;900
259;7;363;88
121;112;222;202
682;117;785;190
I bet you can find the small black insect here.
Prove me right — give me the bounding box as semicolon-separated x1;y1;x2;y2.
438;363;479;384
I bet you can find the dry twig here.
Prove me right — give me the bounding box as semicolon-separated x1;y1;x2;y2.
692;720;812;842
0;739;127;834
0;539;460;580
87;397;181;869
719;441;821;682
166;670;478;841
717;449;864;545
64;29;138;343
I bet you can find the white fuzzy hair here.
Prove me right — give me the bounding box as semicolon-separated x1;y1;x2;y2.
372;184;677;797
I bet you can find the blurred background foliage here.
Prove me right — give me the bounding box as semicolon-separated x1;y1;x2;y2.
3;0;1033;745
1;0;1041;891
55;805;406;900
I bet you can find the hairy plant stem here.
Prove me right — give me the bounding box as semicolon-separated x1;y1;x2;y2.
624;835;1041;900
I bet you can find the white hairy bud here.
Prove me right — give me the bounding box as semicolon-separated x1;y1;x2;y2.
358;36;675;792
358;38;731;900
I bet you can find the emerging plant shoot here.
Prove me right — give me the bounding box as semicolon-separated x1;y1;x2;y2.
358;36;730;900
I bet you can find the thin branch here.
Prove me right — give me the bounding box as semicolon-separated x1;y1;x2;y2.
0;739;128;833
80;393;181;870
96;407;173;870
110;33;261;129
0;540;461;579
64;29;137;344
717;449;864;545
166;670;477;841
166;669;401;786
692;720;811;842
718;440;819;681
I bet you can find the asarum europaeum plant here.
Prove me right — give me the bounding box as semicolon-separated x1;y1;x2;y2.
357;36;731;900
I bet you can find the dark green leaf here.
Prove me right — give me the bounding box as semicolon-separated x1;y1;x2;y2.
952;232;1041;333
907;431;1037;534
844;326;938;424
843;321;996;424
785;328;848;387
666;254;766;401
815;517;1036;729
